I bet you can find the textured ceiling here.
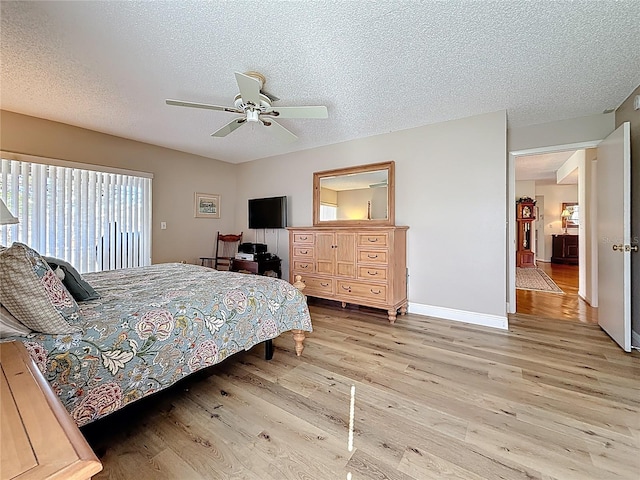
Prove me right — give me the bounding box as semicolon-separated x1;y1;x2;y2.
1;1;639;164
516;150;578;185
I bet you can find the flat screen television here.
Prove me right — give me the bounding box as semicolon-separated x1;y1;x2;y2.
248;196;287;229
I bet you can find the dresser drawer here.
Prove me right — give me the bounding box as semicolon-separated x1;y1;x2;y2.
358;233;389;247
358;249;388;264
293;246;314;258
337;280;387;302
293;260;315;273
292;232;314;244
358;266;388;281
301;276;335;295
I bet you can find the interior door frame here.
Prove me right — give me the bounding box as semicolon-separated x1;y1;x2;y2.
507;141;601;315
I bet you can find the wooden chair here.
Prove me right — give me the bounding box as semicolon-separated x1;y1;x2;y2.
200;232;243;270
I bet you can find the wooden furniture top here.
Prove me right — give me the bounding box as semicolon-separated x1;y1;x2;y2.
287;225;409;232
0;341;102;480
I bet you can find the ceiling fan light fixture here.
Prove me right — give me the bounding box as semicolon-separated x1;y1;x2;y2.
246;109;260;123
166;71;327;142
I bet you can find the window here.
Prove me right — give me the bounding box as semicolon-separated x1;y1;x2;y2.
1;154;152;273
320;204;338;221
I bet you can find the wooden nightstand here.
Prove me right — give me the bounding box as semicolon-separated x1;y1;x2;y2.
1;341;102;480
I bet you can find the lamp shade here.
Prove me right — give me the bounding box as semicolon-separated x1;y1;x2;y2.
561;209;572;218
0;199;19;225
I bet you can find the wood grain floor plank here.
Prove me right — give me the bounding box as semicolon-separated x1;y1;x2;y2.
87;303;640;479
195;368;352;471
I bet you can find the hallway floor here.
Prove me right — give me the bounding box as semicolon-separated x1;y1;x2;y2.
515;261;598;324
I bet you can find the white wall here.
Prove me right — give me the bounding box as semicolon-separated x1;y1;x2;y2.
534;184;578;261
515;181;536;199
236;111;508;327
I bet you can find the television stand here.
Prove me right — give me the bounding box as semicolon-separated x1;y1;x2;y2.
231;257;282;279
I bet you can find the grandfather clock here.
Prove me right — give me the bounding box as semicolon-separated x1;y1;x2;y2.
516;198;536;268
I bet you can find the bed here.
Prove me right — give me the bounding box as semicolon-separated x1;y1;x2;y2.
0;245;312;427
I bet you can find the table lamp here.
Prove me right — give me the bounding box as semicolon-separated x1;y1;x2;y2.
561;208;571;234
0;199;18;225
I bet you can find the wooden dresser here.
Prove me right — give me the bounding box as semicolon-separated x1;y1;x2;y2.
1;341;102;480
551;234;579;265
288;226;408;323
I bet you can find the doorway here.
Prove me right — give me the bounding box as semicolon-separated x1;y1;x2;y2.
508;143;600;323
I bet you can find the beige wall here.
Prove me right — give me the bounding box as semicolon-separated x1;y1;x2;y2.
237;110;509;323
508;113;615;152
534;184;578;261
0;110;238;264
2;108;624;329
615;85;640;344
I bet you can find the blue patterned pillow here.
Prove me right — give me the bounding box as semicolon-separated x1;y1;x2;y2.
0;243;81;334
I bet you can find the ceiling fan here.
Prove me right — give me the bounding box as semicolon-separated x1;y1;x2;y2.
166;71;328;143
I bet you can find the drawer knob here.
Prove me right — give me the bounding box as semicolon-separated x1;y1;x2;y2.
300;236;308;240
321;282;329;287
301;250;308;254
368;238;378;242
367;270;378;275
367;254;378;259
341;285;351;292
301;264;308;269
370;289;381;295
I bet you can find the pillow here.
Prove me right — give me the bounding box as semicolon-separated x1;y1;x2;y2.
43;257;100;301
0;303;31;337
0;243;81;334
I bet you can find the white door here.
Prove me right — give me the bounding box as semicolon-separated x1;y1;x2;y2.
597;122;631;352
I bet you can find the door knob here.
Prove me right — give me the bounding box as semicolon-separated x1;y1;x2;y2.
613;244;639;252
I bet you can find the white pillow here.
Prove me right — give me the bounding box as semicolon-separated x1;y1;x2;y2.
0;303;31;337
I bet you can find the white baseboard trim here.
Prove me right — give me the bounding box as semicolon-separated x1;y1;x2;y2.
632;330;640;348
408;302;508;330
578;291;597;307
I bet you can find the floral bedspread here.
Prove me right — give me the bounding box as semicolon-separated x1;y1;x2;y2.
14;263;312;426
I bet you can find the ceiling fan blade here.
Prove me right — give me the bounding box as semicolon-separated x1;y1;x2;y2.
261;90;280;102
262;119;298;143
211;117;246;137
234;72;262;106
166;99;239;113
265;105;328;119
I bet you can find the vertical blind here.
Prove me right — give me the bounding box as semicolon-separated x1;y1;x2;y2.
0;157;152;273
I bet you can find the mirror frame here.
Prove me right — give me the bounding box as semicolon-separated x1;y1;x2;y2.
313;161;395;226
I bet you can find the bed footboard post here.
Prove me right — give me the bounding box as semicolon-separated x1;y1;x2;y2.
292;329;305;356
292;275;307;356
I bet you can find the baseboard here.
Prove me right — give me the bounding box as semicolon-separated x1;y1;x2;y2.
408;302;508;330
578;291;597;307
632;330;640;348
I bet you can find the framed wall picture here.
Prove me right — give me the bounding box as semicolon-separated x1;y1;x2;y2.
562;202;579;229
194;192;220;219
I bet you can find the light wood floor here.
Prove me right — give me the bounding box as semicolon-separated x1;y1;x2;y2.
516;262;598;324
84;301;639;480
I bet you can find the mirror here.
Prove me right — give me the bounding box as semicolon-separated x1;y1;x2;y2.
313;161;395;226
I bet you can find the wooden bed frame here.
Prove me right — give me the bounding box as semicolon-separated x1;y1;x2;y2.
290;274;307;356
